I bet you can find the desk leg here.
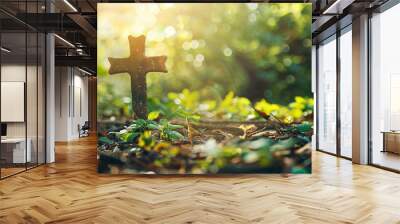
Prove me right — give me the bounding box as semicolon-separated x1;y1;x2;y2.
382;133;386;153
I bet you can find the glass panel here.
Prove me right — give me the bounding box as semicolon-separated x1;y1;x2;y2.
38;32;45;165
0;1;46;178
26;0;39;169
1;30;28;177
0;7;2;179
339;28;352;158
312;45;317;150
27;30;38;169
371;5;400;171
317;36;337;154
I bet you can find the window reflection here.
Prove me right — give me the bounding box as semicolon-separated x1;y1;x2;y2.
340;28;352;158
317;36;337;154
371;5;400;171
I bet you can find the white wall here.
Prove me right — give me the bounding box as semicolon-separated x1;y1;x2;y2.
1;63;46;164
1;65;38;138
1;65;26;139
55;67;89;141
55;67;69;141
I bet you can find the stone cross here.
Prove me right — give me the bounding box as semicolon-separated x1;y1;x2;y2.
108;35;167;119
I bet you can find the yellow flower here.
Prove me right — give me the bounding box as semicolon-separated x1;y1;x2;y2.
138;131;155;150
154;142;171;152
254;99;280;115
290;109;303;119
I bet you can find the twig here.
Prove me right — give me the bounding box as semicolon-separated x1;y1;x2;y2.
186;117;193;147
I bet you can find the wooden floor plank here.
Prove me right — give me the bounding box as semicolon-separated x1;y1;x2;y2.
0;136;400;223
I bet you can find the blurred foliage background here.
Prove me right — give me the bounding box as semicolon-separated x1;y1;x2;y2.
97;3;312;122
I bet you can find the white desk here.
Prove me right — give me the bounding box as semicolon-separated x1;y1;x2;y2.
1;138;31;163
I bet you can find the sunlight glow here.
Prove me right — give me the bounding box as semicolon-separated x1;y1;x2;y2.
164;26;176;38
223;47;232;57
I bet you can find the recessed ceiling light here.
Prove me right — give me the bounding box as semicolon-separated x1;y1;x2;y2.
323;0;354;15
63;0;78;12
54;34;75;48
78;67;93;76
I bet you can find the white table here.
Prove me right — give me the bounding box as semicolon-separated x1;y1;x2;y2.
1;138;31;163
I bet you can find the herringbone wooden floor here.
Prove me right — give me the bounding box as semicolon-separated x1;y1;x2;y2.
1;136;400;224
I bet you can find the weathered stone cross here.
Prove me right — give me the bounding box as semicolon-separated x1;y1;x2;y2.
108;35;167;119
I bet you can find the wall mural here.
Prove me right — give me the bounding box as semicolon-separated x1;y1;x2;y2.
97;3;313;174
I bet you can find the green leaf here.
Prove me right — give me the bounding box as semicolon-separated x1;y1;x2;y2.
99;136;113;145
168;123;184;130
166;130;184;141
294;122;312;133
147;123;160;130
159;119;168;126
120;132;139;143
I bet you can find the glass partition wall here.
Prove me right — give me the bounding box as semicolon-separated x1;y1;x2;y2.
370;3;400;171
316;26;353;159
339;27;352;159
0;2;46;179
317;35;337;155
0;30;27;177
315;1;400;172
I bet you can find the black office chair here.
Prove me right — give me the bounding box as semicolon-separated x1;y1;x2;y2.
79;121;90;138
